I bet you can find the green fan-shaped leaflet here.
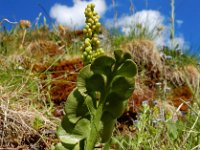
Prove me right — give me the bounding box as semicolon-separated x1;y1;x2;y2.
52;141;83;150
76;65;106;108
85;73;105;96
65;88;89;124
113;50;123;62
90;55;115;76
104;92;127;118
114;50;132;65
52;143;81;150
77;65;93;95
116;60;137;78
56;116;90;150
60;116;75;134
57;122;82;148
51;142;68;150
100;112;116;143
110;76;135;100
72;118;90;137
123;52;132;60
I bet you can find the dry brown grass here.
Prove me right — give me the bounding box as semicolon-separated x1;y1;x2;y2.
25;40;65;60
57;25;84;46
0;85;58;149
165;64;200;91
0;71;59;149
121;39;163;74
183;64;200;90
164;65;185;86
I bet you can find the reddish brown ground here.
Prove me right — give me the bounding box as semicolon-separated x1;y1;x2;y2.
33;58;83;104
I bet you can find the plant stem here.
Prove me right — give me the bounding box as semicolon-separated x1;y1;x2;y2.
85;103;104;150
85;122;98;150
103;139;111;150
181;110;200;147
21;29;27;48
170;0;175;49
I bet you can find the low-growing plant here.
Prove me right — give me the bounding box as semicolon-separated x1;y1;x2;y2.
126;23;164;42
162;45;200;67
112;101;200;150
32;115;44;130
51;49;137;150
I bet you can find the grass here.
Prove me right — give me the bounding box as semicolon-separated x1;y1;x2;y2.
113;103;200;150
0;19;200;150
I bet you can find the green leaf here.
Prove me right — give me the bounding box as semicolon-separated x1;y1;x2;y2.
114;50;123;60
73;144;82;150
86;74;105;94
51;143;69;150
60;134;83;146
73;118;90;137
116;60;137;78
90;55;115;75
123;52;132;60
104;93;127;118
60;116;75;134
65;88;89;124
77;65;93;95
84;95;96;114
166;121;178;140
114;50;132;65
57;124;83;146
111;76;135;99
57;117;88;150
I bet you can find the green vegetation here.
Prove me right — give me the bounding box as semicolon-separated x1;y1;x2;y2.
113;102;200;150
0;2;200;150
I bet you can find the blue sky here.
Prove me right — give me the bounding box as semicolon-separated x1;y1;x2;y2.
0;0;199;52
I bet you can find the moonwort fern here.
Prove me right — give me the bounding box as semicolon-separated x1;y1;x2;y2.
52;50;137;150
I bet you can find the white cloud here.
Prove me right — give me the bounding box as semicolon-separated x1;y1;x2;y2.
122;10;163;35
106;10;164;35
106;10;186;49
50;0;107;29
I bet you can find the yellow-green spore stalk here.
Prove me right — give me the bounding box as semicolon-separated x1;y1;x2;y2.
81;3;104;65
